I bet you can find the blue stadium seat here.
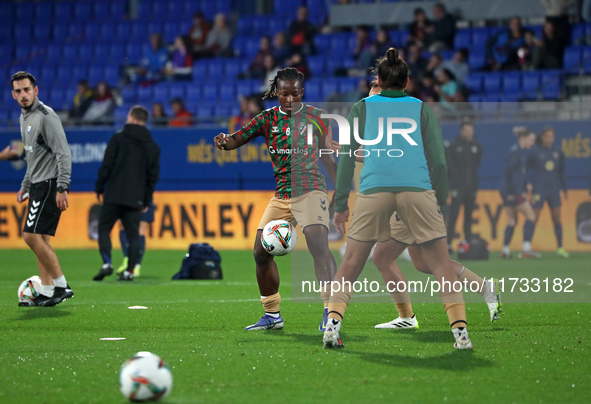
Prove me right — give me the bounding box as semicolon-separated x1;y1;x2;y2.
468;50;487;70
483;73;502;94
202;83;218;102
196;105;213;119
72;66;88;81
571;23;586;45
303;80;321;101
125;44;142;65
88;66;104;84
110;1;127;20
40;66;55;83
56;67;73;85
582;47;591;73
153;85;170;103
308;56;326;78
168;1;184;19
114;107;129;124
331;34;348;55
99;23;117;42
153;1;169;21
79;46;95;65
14;26;32;43
274;0;303;17
105;66;119;87
68;23;85;39
502;72;521;98
186;85;201;102
339;77;358;93
0;2;14;20
121;87;138;103
322;79;339;99
163;22;180;43
541;71;561;100
527;25;543;40
244;37;261;58
92;1;110;20
0;44;13;62
137;87;154;102
219;83;236;102
16;2;34;21
52;24;68;42
251;16;268;36
471;27;491;50
49;88;66;110
314;35;331;54
136;0;151;20
269;17;289;35
236;80;257;97
214;105;231;118
84;23;100;43
44;46;61;66
209;60;226;80
35;2;54;21
200;1;216;20
74;2;92;21
130;22;146;42
454;29;471;50
34;24;52;41
169;83;187;100
193;62;209;80
521;72;540;100
62;44;78;62
224;61;242;79
325;57;343;77
0;23;12;42
54;1;72;21
109;44;125;60
236;18;251;36
563;46;582;71
215;0;232;15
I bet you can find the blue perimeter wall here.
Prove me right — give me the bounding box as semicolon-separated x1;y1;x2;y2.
1;121;590;193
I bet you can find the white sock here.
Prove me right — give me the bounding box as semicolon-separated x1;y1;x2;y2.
41;284;54;297
53;275;67;288
523;241;531;252
103;263;112;269
327;318;341;332
265;312;280;318
502;245;510;255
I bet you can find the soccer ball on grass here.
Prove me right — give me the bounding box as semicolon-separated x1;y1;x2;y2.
120;351;172;402
17;275;42;303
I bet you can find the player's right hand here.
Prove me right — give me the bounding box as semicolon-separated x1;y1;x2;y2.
16;189;28;204
214;133;228;150
334;210;350;235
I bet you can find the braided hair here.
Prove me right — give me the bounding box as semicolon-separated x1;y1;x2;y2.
262;67;304;100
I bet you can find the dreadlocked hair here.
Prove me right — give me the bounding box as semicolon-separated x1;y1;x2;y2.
262;67;304;100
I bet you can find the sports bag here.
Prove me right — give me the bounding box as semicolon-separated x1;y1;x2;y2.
172;243;223;280
457;236;489;260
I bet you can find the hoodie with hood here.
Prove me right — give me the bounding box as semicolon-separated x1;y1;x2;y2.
95;123;160;208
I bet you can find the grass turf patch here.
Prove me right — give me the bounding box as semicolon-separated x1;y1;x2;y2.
0;249;589;403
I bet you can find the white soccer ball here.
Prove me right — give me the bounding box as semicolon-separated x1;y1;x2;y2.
18;275;42;303
261;220;297;256
120;352;172;402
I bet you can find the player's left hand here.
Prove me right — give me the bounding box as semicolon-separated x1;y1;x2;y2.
56;192;69;211
333;210;349;234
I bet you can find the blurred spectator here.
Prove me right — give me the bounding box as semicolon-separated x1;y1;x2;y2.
425;52;444;77
288;6;316;55
406;44;428;79
82;81;115;125
228;95;263;132
169;98;193;127
419;72;438;100
259;54;281;92
424;3;456;52
486;16;526;70
287;53;311;78
405;78;421;99
353;26;373;70
189;12;211;56
517;30;538;69
242;36;272;79
372;28;392;57
407;8;433;48
69;80;94;124
531;21;566;69
200;13;233;58
135;33;169;83
151;102;168;127
435;68;459;109
272;32;291;65
164;35;193;81
441;48;469;85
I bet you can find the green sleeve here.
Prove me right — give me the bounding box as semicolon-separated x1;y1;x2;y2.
420;104;448;207
335;100;365;212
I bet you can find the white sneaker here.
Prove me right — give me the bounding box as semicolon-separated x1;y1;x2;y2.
375;314;419;329
323;320;344;349
452;328;473;349
482;279;502;322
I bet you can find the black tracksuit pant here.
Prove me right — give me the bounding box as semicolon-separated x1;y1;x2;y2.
447;187;477;245
98;203;142;273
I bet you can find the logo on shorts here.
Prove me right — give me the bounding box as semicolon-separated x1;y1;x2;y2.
320;198;326;211
27;200;40;227
317;215;323;221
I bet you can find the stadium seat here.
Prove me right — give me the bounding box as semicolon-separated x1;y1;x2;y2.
541;71;562;100
274;0;303;17
322;79;339;99
186;85;201;102
169;83;187;100
563;46;583;71
153;85;170;103
193;62;209;80
521;72;540;100
99;23;117;43
269;18;289;35
331;34;348;55
88;66;104;84
79;46;95;65
92;1;110;20
49;88;66;110
110;1;127;20
502;72;522;98
52;24;68;42
68;23;85;39
304;80;321;101
236;80;257;97
308;56;326;78
244;37;261;58
0;2;14;21
219;83;236;102
33;24;51;42
105;66;119;87
471;27;491;49
582;47;591;74
35;2;54;23
0;23;12;43
14;26;32;43
74;2;92;21
84;23;100;43
62;44;78;62
468;50;487;70
72;66;88;81
121;87;138;103
251;16;268;36
109;44;125;60
214;105;231;118
163;22;179;43
224;61;242;80
454;29;471;50
202;83;218;102
483;73;502;94
196;105;213;119
571;23;586;45
208;60;225;80
236;19;251;36
314;35;331;54
125;44;142;65
54;1;72;21
500;93;520;102
15;2;34;21
44;46;61;66
137;87;154;102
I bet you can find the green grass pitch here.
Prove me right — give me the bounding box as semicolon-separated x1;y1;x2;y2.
0;249;589;403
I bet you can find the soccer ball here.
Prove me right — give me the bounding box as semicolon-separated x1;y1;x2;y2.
120;352;172;402
261;220;297;256
18;276;42;303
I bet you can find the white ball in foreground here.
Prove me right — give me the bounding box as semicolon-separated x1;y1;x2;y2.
120;352;172;402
